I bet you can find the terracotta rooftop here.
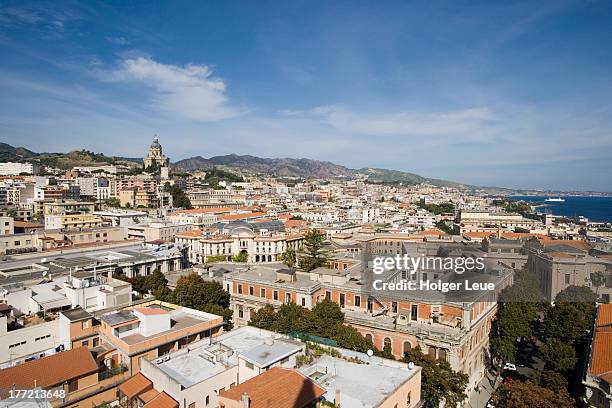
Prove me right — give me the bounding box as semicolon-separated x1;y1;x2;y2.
219;367;326;408
142;392;178;408
119;373;153;399
589;304;612;380
0;347;98;395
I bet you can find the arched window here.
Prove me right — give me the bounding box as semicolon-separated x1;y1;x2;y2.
384;337;392;352
403;341;412;357
438;349;447;361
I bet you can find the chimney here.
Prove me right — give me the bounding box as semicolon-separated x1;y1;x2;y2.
334;389;341;407
240;392;250;408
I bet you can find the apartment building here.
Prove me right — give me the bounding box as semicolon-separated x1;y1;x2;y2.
44;200;96;216
0;346;129;408
0;162;40;176
458;210;542;233
98;302;225;374
126;221;193;242
45;213;105;231
0;216;14;235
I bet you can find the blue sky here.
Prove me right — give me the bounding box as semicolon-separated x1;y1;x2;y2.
1;0;612;191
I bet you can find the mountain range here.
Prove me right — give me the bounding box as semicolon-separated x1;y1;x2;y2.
0;142;476;189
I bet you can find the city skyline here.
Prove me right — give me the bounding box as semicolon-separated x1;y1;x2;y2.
2;0;612;191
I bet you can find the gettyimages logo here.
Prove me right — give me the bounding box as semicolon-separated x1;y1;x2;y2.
363;254;498;301
372;254;485;275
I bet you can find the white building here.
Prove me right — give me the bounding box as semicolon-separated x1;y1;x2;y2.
0;162;39;176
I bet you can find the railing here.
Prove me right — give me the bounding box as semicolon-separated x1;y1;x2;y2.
99;364;128;381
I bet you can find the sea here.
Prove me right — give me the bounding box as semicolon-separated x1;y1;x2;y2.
509;196;612;223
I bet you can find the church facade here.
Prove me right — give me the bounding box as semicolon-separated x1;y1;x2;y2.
143;135;170;169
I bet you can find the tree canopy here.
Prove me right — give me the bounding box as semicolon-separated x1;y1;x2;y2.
491;381;574;408
403;346;468;408
299;229;329;272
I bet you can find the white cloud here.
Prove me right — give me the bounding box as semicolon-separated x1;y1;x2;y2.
107;57;244;121
105;36;130;45
279;104;496;141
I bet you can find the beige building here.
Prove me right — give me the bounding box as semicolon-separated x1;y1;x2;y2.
126;221;193;242
45;213;104;231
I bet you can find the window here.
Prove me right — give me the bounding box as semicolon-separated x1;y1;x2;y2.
339;293;345;308
365;333;373;343
301;298;306;307
238;284;243;294
403;341;412;356
411;304;418;321
245;361;254;369
260;288;266;297
565;274;570;284
82;320;89;329
249;286;254;296
384;337;392;352
273;290;278;301
391;301;398;313
205;396;210;406
285;293;291;304
407;391;412;405
355;295;361;307
325;291;331;300
82;340;89;347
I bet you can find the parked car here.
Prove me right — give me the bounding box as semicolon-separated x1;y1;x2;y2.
503;362;517;371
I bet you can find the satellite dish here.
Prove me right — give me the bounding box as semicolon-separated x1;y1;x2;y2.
366;349;374;357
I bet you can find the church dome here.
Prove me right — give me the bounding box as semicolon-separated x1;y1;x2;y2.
150;136;161;149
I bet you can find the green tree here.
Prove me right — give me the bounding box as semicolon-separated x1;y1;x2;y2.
249;304;278;329
171;274;231;324
491;381;573;408
163;182;192;209
299;229;329;272
105;197;121;208
555;285;598;303
403;346;468;408
145;269;168;292
490;336;517;363
280;248;297;267
537;370;568;392
540;338;577;372
232;250;248;263
544;302;592;343
312;299;344;336
495;302;537;339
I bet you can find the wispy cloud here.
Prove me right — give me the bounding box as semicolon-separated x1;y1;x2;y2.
103;57;245;121
105;36;130;45
279;105;496;140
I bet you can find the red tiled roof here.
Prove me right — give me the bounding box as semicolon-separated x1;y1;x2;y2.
142;392;178;408
589;304;612;379
119;373;153;399
219;367;326;408
0;347;98;394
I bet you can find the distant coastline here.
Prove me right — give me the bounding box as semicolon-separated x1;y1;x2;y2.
510;195;612;223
